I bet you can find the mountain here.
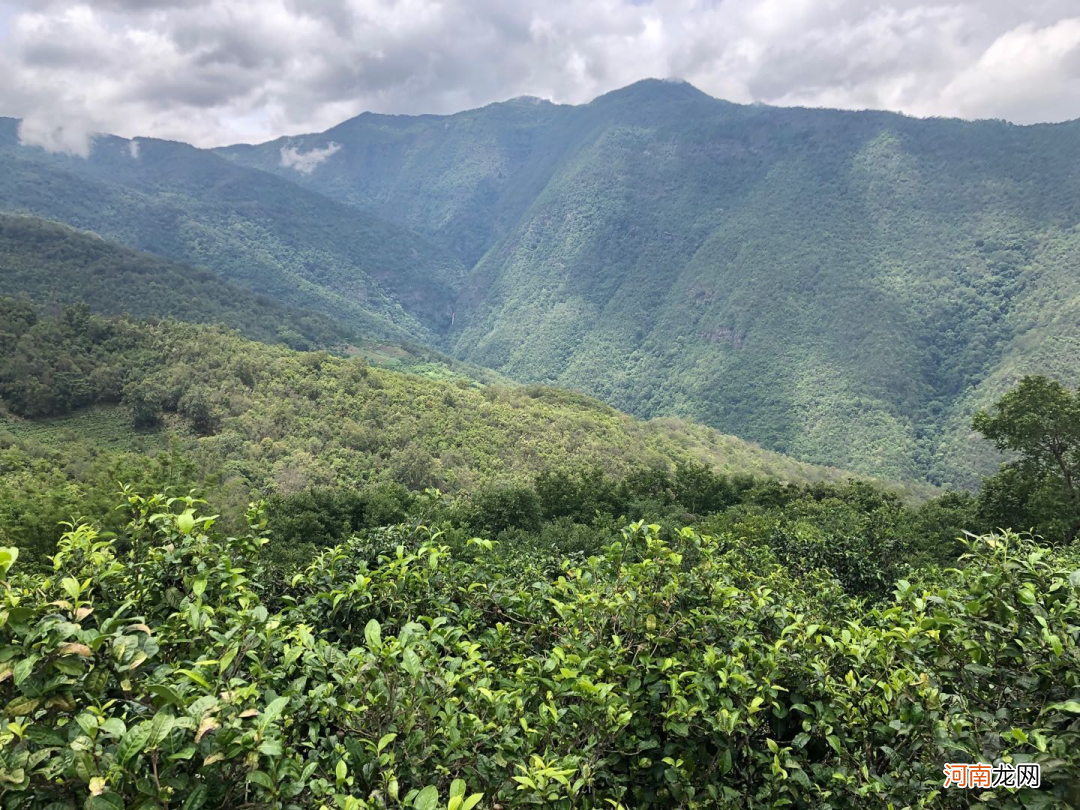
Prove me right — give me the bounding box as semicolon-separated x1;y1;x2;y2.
0;117;466;343
0;213;356;349
220;79;1080;486
0;213;508;384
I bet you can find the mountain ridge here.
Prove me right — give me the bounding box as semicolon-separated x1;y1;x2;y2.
0;118;468;343
7;82;1080;485
215;82;1080;485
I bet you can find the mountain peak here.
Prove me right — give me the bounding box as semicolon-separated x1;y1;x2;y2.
590;78;714;105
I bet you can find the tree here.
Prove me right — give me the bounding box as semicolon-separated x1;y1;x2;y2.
124;380;165;428
973;375;1080;542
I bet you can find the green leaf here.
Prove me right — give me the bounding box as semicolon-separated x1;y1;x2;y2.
449;779;466;799
261;696;290;728
461;795;484;810
87;794;124;810
182;783;209;810
5;696;39;717
12;655;38;686
218;645;238;675
247;770;273;790
365;619;382;650
377;732;397;752
100;718;127;738
177;509;196;535
117;722;154;764
147;683;185;707
402;647;421;678
146;713;176;748
1049;700;1080;714
25;724;66;745
413;785;439;810
0;547;18;578
61;576;81;601
176;669;211;688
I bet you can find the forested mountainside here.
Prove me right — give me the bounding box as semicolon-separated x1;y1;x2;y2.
0;118;466;343
0;214;508;385
0;214;354;350
221;80;1080;486
5;81;1080;484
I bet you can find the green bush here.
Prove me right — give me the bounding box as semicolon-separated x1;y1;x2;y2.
1;492;1078;807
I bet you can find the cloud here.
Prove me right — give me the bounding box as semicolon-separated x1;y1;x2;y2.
936;18;1080;123
279;140;341;174
16;116;97;157
1;0;1079;151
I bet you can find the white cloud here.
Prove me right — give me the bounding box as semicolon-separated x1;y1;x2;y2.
17;117;97;157
0;0;1079;151
128;138;139;158
279;140;341;174
936;18;1080;122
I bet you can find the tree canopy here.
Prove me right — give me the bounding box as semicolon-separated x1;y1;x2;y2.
974;376;1080;543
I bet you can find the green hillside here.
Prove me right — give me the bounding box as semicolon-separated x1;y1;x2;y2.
0;303;950;577
0;304;858;497
0;118;466;343
220;80;1080;486
0;213;356;350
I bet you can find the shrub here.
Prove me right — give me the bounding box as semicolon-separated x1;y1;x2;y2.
1;493;1078;807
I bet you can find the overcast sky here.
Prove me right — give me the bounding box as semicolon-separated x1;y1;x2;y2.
3;0;1080;155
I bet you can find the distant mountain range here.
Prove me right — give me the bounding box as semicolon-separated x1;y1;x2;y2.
5;79;1080;485
0;117;465;343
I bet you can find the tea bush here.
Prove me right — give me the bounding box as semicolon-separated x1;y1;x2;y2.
2;492;1079;807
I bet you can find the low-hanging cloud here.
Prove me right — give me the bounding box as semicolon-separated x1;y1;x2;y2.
17;117;97;157
280;141;341;174
2;0;1080;153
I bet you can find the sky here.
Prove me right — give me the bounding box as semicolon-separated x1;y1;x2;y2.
3;0;1080;155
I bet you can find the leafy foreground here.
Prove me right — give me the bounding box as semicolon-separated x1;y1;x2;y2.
2;493;1079;808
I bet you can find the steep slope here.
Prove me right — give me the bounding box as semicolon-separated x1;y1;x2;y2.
0;213;353;349
0;118;466;342
219;96;583;267
222;80;1080;485
0;214;512;388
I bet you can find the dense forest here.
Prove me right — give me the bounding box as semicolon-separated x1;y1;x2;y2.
0;215;353;352
0;303;868;568
7;84;1080;481
220;80;1080;484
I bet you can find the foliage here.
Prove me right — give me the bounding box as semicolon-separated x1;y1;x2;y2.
222;80;1080;484
1;492;1079;807
0;306;864;505
0;214;354;351
974;376;1080;543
